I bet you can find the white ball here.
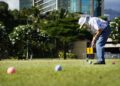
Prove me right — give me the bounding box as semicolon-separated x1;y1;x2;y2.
55;65;62;71
89;61;92;64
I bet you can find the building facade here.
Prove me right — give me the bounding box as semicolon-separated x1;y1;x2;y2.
20;0;33;10
33;0;70;13
33;0;104;16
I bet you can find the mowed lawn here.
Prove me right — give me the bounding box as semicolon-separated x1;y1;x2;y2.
0;59;120;86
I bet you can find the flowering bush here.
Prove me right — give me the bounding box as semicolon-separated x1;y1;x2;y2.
0;23;6;39
9;24;34;45
110;17;120;43
9;24;38;59
9;24;49;59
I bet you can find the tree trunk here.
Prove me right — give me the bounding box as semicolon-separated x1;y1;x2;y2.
63;42;67;59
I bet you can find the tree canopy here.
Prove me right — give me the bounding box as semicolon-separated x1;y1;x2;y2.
1;6;119;59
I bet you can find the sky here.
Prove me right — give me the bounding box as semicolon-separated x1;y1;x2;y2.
0;0;19;10
104;0;120;12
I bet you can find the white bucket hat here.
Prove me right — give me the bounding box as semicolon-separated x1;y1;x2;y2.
78;15;90;29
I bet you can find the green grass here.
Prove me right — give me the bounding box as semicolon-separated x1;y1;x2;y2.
0;59;120;86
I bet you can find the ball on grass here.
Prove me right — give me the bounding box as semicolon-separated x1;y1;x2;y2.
89;61;92;64
55;65;62;71
7;67;16;74
112;61;116;64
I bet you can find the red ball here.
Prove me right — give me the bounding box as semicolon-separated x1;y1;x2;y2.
112;61;116;64
7;67;16;74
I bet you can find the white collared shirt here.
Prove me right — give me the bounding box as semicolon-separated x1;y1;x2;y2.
88;17;108;31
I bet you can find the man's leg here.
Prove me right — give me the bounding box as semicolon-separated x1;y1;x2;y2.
95;33;110;64
96;37;106;63
95;26;111;64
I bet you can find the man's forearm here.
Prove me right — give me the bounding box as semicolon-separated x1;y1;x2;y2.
91;29;103;47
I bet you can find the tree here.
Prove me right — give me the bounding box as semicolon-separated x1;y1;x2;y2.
0;1;14;32
40;9;93;59
42;10;80;59
0;23;10;59
9;24;37;59
0;1;8;12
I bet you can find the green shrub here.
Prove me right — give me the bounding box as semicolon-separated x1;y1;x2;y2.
99;16;108;21
110;17;120;43
58;51;77;59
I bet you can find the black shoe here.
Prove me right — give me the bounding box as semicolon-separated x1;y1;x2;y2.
94;61;105;65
